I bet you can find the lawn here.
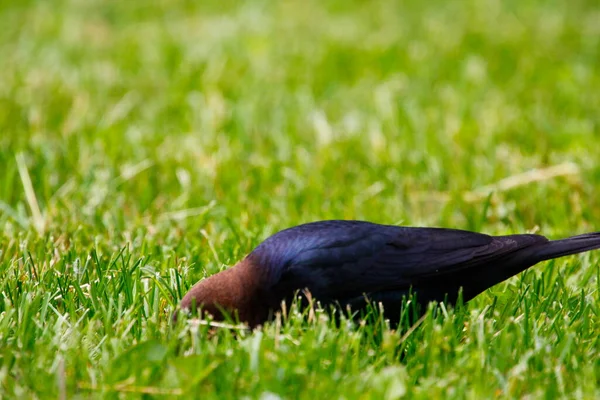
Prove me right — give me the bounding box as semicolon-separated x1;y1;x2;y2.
0;0;599;398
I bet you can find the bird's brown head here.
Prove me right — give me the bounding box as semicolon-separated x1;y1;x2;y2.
177;258;269;328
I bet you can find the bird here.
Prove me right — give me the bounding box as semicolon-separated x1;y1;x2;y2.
177;220;600;328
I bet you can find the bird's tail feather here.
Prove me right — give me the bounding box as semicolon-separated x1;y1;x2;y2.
536;232;600;262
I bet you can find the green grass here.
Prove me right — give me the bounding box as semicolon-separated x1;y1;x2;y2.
1;0;599;398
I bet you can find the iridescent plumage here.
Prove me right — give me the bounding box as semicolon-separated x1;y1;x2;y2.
178;220;600;327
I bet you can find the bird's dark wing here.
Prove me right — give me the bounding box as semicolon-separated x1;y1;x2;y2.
257;221;547;305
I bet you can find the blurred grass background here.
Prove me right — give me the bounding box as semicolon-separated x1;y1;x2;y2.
0;0;599;398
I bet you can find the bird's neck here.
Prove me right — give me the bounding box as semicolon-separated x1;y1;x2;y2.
196;258;268;326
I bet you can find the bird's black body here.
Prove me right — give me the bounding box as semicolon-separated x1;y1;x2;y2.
245;221;600;324
179;220;600;327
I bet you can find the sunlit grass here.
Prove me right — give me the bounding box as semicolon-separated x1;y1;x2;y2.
0;0;599;398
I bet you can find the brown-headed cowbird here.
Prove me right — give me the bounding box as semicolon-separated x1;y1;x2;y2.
177;220;600;327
